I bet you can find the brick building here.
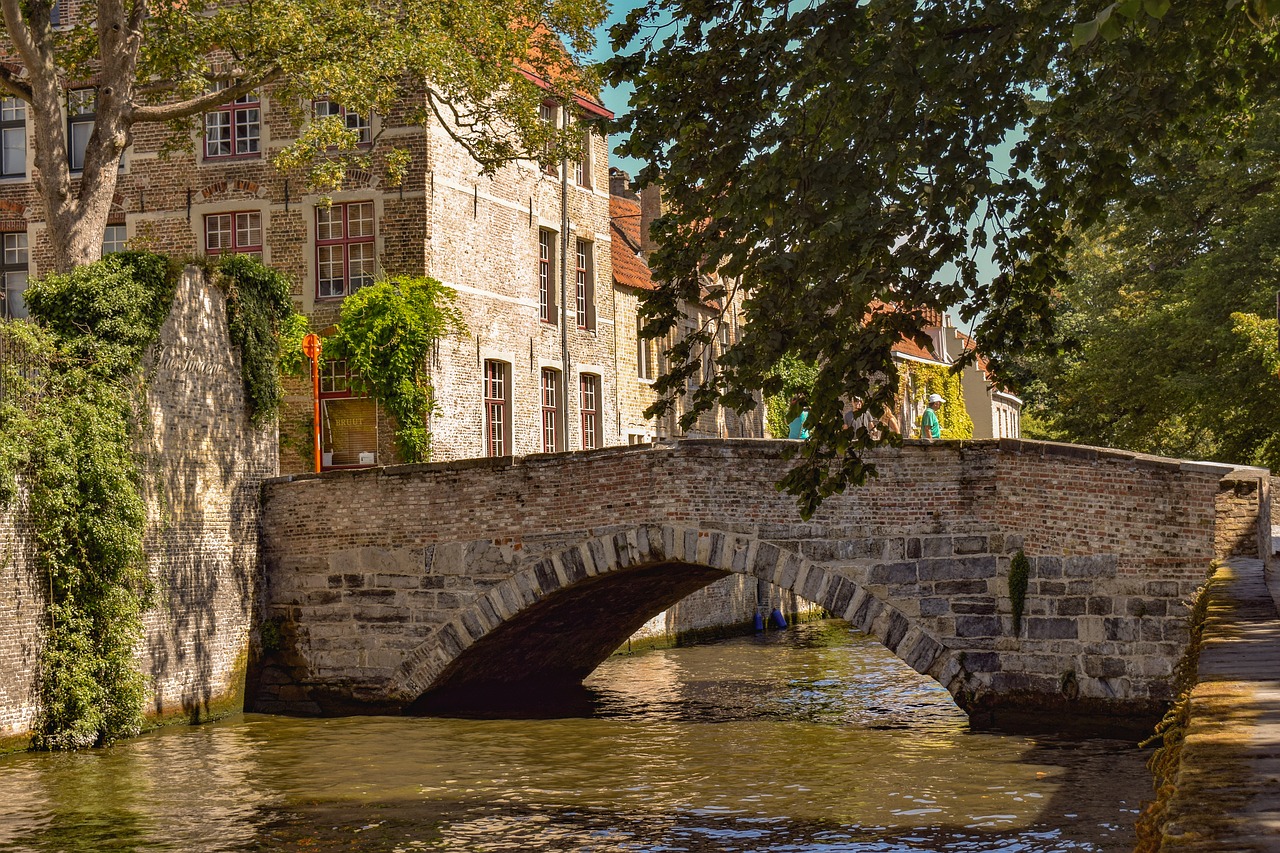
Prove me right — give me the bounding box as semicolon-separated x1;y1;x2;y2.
608;167;767;443
0;74;633;471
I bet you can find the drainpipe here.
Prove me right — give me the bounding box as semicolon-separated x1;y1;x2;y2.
560;107;571;447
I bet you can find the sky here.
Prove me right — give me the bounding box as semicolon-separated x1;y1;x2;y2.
587;0;656;177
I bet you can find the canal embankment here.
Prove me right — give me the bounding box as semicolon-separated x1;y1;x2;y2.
1144;556;1280;850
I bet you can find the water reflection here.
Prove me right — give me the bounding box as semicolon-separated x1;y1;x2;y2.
0;621;1148;852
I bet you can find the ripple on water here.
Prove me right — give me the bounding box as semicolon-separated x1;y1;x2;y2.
0;621;1150;852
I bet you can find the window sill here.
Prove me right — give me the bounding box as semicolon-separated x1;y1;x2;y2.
201;153;263;164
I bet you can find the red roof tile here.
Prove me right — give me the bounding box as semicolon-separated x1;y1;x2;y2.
610;195;654;291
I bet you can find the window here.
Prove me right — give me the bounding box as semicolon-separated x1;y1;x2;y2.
67;89;94;171
574;126;591;188
484;360;510;457
539;102;558;176
204;84;260;158
637;315;653;380
538;229;556;324
575;239;594;330
579;373;599;450
314;100;371;146
318;359;378;468
541;368;561;453
1;232;28;319
204;211;262;257
1;98;24;178
316;201;375;299
102;224;127;255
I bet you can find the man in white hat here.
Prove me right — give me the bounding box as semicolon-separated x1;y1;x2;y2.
922;393;945;440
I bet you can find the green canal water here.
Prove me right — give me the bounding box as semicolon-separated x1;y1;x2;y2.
0;621;1151;852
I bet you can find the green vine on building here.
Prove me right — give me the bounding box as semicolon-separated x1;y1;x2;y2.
0;252;299;749
326;275;467;463
902;362;973;439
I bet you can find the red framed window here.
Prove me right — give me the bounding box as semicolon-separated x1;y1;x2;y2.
314;100;371;146
541;368;560;453
575;239;593;330
484;360;509;457
580;373;598;450
204;211;263;257
538;229;556;324
573;124;591;188
316;201;375;299
204;85;260;158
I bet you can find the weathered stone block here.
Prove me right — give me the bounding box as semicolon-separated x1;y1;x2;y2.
1026;618;1078;640
955;615;1001;638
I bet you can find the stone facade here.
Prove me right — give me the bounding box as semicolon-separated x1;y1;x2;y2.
0;77;621;474
0;269;277;753
252;438;1269;734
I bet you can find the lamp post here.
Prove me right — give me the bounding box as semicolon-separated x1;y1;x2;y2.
302;333;322;473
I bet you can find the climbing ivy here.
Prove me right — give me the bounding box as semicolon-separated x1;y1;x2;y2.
326;275;466;463
763;354;820;439
1008;550;1030;635
215;254;307;425
0;252;179;749
903;362;973;439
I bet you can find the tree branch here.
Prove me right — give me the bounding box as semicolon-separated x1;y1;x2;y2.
132;68;280;123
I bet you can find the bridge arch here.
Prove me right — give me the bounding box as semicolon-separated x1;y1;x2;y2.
390;524;962;713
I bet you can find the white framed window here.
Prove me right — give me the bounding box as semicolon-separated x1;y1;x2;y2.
102;224;127;255
1;97;25;178
67;89;94;172
2;232;28;319
314;99;371;146
316;201;375;299
539;101;558;176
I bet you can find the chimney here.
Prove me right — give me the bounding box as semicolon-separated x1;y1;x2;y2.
638;182;662;259
609;167;637;200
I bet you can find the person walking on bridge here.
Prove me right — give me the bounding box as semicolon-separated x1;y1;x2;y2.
921;393;944;440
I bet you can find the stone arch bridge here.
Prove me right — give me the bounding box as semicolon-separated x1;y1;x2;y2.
251;439;1270;733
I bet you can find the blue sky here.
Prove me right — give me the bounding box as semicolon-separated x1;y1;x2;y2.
587;0;653;176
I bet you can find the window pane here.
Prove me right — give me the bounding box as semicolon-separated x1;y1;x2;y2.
102;224;126;255
235;212;262;248
0;97;24;122
347;202;374;238
317;245;344;297
204;112;231;157
4;233;27;264
5;269;28;319
69;120;91;170
234;108;260;154
348;243;374;292
346;112;371;144
317;206;342;241
205;214;231;252
315;100;340;119
68;89;94;116
2;127;23;176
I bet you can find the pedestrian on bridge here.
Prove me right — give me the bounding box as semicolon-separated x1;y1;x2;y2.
921;393;944;440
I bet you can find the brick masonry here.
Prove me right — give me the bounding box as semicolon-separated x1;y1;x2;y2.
0;269;277;752
252;438;1270;733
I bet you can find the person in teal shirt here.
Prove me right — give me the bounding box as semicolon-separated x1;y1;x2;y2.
787;396;810;439
921;393;944;439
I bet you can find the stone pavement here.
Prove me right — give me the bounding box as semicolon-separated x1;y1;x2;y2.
1160;557;1280;850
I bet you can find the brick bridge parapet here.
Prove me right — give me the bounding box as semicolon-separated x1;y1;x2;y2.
252;438;1269;734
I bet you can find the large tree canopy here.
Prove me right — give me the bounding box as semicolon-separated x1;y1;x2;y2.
1014;100;1280;469
0;0;605;270
608;0;1278;515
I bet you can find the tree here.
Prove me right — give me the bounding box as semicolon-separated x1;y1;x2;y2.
0;0;605;271
1014;101;1280;469
607;0;1278;516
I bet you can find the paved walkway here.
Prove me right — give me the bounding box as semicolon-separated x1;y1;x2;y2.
1159;557;1280;850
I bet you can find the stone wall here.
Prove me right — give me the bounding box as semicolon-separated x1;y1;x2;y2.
0;269;277;752
254;438;1268;732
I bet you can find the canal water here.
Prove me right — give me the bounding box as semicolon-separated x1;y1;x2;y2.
0;621;1150;852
